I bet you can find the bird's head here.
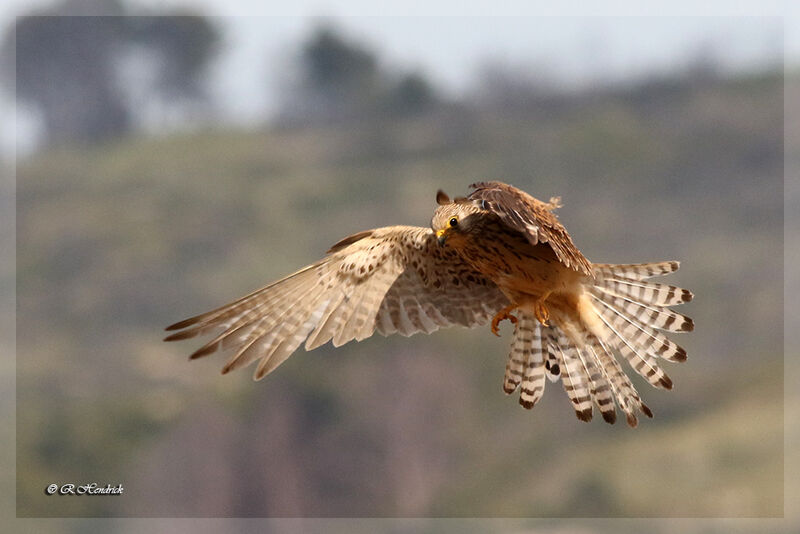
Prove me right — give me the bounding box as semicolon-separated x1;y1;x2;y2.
431;190;483;247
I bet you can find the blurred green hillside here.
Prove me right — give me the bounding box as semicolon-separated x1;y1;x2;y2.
16;71;787;520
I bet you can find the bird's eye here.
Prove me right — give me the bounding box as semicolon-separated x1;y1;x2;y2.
449;217;458;227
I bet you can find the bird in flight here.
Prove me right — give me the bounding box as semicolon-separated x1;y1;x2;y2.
165;181;693;426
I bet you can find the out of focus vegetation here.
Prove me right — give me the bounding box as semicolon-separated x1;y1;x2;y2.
277;25;439;124
1;0;219;146
10;13;788;524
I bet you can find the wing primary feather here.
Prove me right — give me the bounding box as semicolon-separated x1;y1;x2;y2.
253;291;335;380
191;266;335;359
219;267;339;373
165;261;327;332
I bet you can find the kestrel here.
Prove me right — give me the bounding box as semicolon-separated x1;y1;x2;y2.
166;181;693;426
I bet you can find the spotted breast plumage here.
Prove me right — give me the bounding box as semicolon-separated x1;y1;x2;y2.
165;181;693;426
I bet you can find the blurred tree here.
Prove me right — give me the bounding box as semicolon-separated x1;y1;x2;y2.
0;0;219;147
385;71;438;116
286;24;382;123
3;6;130;146
127;14;219;104
303;26;378;90
279;23;442;125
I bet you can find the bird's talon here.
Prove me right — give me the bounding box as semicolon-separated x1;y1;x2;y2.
534;300;550;327
490;316;503;336
491;305;519;336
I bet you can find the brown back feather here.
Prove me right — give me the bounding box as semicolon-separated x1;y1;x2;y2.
468;181;593;276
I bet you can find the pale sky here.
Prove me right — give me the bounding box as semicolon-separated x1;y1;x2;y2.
1;0;798;155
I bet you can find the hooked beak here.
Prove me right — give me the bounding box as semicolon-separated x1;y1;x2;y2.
436;229;447;246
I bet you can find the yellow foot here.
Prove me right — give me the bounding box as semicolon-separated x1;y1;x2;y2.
491;304;519;336
534;300;550;327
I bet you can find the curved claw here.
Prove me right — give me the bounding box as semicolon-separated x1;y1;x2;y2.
534;295;551;327
491;305;519;336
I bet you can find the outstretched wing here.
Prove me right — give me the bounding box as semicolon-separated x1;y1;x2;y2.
164;225;509;380
468;181;593;275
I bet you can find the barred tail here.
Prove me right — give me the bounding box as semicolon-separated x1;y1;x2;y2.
503;311;547;409
502;260;693;427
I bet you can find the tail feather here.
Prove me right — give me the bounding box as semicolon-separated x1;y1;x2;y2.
591;290;694;333
590;293;688;362
594;277;693;307
519;322;547;409
590;337;652;427
591;300;673;390
503;314;530;394
587;260;690;424
544;329;562;382
507;260;691;425
552;330;594;422
594;261;680;281
575;345;617;424
504;312;548;409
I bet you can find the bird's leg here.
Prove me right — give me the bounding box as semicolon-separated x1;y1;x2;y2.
491;304;519;337
534;291;552;327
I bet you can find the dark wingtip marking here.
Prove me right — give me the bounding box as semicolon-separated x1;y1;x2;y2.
520;398;536;410
626;413;639;428
163;330;199;342
659;376;673;390
503;384;517;395
683;290;694;303
550;363;560;376
165;317;200;331
602;411;617;424
641;403;654;418
673;348;688;362
681;319;695;332
189;343;219;360
576;409;593;422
